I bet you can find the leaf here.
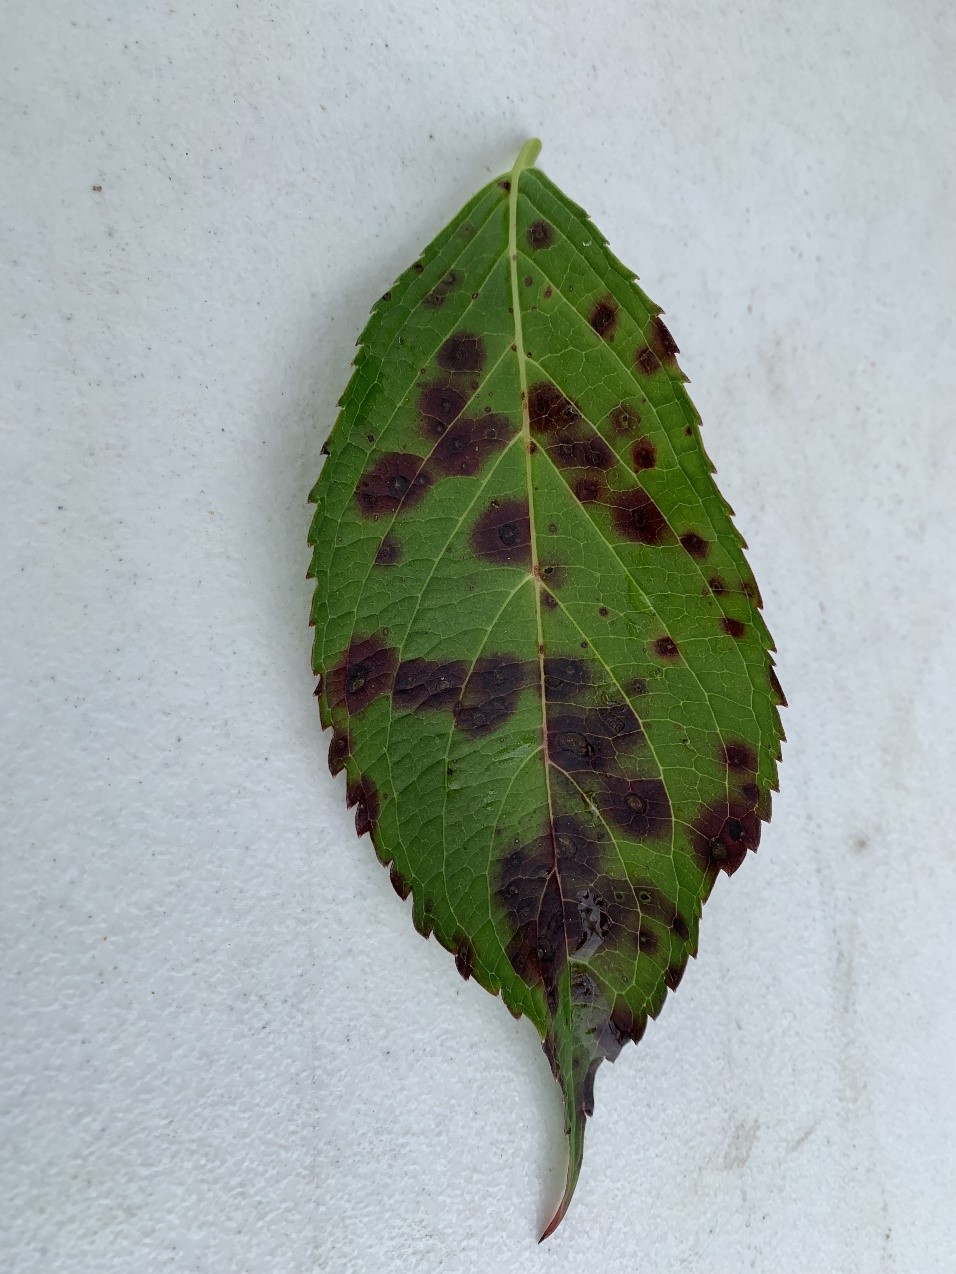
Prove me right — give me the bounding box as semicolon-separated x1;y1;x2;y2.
307;140;785;1238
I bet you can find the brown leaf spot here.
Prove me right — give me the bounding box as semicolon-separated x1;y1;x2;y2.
527;220;554;249
769;666;788;706
721;617;747;639
690;800;762;876
418;382;467;438
650;315;680;362
600;774;671;840
611;487;671;545
454;937;475;981
327;634;398;715
542;657;591;700
422;270;460;309
455;656;530;735
528;382;581;434
348;773;380;838
436;332;486;373
431;414;513;477
724;740;757;772
589;296;619;339
611;404;642;435
328;728;350;775
653;636;680;659
470;497;532;568
631;438;657;470
393;658;467;712
708;575;728;595
356;452;431;517
680;532;710;559
635;345;660;376
374;534;403;566
389;863;410;900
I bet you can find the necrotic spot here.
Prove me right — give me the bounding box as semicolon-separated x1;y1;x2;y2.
589;296;619;339
419;382;467;437
528;382;581;434
455;656;530;735
680;532;710;559
650;316;680;361
653;636;679;659
724;740;757;772
348;774;380;838
690;800;762;876
527;220;554;250
635;346;660;375
600;775;671;839
436;332;485;373
631;438;657;470
328;728;350;775
430;414;512;477
611;488;671;545
721;617;747;639
422;270;460;309
374;534;403;566
470;498;532;567
356;452;431;517
393;658;467;712
543;657;591;700
389;862;410;900
611;404;642;435
327;634;398;715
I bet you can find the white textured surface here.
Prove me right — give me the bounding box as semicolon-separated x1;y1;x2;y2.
2;3;955;1271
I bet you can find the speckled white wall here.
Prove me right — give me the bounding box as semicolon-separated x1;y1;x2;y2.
3;2;955;1271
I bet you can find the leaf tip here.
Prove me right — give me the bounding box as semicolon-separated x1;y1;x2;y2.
512;137;542;179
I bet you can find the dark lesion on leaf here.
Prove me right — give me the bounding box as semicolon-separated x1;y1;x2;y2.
454;655;531;735
328;727;350;775
470;497;532;567
374;534;403;566
650;315;680;362
346;772;381;838
690;799;763;876
680;531;710;559
721;617;747;639
436;331;486;373
630;437;657;470
327;633;399;715
527;219;554;249
611;404;642;435
422;270;461;309
652;635;680;660
355;452;432;517
419;381;467;438
588;296;619;340
393;657;468;712
430;413;514;477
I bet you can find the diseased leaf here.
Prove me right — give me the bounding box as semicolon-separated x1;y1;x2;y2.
307;140;785;1238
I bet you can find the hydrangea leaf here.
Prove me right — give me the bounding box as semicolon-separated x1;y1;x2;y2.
307;140;785;1238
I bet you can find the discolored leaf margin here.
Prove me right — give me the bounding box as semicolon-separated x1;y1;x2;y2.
307;140;785;1238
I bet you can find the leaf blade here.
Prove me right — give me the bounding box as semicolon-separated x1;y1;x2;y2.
308;141;784;1236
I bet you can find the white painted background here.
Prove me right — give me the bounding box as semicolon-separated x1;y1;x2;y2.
3;3;955;1271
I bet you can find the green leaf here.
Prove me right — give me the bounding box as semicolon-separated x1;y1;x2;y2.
307;139;784;1238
